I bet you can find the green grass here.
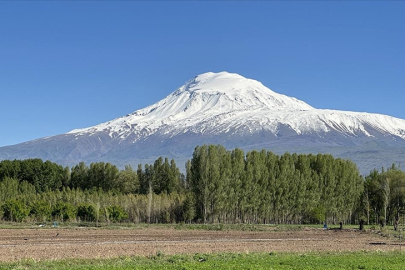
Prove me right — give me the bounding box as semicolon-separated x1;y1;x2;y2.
1;251;405;270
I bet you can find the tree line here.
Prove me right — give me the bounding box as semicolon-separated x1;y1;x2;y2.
0;158;186;223
361;164;405;227
0;144;403;226
188;145;363;224
0;157;184;195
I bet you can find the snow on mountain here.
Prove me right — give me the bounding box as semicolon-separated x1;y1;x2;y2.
69;72;313;138
2;71;405;174
68;71;405;142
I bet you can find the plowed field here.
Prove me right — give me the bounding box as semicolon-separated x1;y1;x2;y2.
0;227;401;262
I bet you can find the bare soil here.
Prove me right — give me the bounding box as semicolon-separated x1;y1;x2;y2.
0;227;401;262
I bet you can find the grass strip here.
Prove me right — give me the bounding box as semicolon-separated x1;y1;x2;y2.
1;251;405;270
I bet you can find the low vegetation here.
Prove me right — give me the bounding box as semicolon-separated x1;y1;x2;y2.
1;251;405;269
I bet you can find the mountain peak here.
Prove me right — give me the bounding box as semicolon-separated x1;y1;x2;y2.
178;71;314;111
69;71;314;136
184;71;245;93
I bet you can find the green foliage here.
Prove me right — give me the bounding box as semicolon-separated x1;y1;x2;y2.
88;162;120;191
70;162;89;190
0;159;65;192
189;145;363;224
362;166;405;226
305;206;325;224
29;200;52;221
52;202;76;221
116;165;139;194
1;252;405;269
0;186;186;224
182;192;196;223
0;177;19;201
69;159;182;195
19;180;36;196
77;203;97;222
137;158;184;195
106;205;128;222
1;199;29;222
0;145;398;227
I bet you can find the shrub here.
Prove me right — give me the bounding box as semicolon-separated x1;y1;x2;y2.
107;205;128;222
77;203;97;222
52;202;76;221
29;200;52;222
1;199;29;222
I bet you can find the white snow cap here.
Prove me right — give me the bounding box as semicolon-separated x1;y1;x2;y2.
178;71;314;111
69;71;405;141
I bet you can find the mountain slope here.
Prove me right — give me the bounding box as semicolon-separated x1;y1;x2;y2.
69;72;314;138
1;71;405;174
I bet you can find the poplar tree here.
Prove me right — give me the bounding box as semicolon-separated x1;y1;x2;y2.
230;148;245;222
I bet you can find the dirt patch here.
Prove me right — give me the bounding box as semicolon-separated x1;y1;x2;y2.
0;227;402;261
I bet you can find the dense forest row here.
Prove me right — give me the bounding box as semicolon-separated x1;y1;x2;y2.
188;145;363;224
0;144;403;226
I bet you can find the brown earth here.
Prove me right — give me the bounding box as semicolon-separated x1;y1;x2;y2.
0;227;402;262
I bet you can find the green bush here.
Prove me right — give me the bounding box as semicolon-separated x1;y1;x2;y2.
52;202;76;221
1;199;29;222
29;200;52;221
107;205;128;222
77;203;97;222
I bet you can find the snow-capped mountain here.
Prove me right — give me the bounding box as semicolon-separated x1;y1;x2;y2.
1;71;405;174
68;72;314;139
70;72;405;141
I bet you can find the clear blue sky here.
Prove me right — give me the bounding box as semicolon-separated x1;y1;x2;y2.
1;1;404;147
